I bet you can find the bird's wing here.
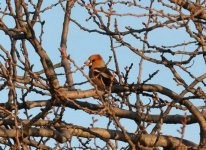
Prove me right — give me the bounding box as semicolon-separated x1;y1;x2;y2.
92;67;116;86
93;67;113;78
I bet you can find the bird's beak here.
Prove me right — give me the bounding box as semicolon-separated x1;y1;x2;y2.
84;60;92;66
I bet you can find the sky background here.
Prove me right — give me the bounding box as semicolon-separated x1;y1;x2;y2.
0;0;204;148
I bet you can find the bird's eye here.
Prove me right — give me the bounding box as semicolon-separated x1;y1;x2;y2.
92;59;96;62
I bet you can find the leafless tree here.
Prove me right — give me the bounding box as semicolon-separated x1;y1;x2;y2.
0;0;205;149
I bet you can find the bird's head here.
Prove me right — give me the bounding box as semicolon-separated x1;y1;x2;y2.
84;54;106;69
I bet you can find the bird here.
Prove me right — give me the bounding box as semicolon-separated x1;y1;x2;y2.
84;54;118;90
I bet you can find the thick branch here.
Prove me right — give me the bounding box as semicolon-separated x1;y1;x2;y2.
1;99;200;125
0;125;196;148
57;84;180;100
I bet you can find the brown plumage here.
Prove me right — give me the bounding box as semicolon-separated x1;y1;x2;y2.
84;54;118;89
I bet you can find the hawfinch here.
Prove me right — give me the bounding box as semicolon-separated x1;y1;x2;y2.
84;54;118;89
